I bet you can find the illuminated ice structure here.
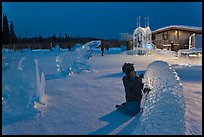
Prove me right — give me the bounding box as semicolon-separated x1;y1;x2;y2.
2;53;45;124
133;61;185;134
129;16;155;55
178;48;202;66
56;40;101;76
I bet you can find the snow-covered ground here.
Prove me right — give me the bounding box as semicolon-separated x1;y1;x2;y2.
2;47;202;135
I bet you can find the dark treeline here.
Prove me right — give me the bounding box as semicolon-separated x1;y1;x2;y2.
2;14;127;50
2;14;18;46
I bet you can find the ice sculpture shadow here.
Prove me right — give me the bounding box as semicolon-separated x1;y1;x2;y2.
96;72;124;79
45;73;67;80
89;110;132;135
97;70;146;79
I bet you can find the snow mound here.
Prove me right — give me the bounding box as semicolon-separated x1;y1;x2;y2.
2;56;45;124
136;60;185;134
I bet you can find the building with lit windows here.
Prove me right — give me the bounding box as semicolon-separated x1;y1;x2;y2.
152;25;202;51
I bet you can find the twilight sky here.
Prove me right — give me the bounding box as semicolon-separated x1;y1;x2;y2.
2;2;202;39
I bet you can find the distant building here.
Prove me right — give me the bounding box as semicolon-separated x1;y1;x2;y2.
152;25;202;51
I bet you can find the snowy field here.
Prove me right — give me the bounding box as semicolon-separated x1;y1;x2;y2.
2;47;202;135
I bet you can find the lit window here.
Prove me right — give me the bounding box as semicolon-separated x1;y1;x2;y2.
174;30;179;40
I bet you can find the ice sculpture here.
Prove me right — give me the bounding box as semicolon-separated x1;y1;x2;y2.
2;50;22;71
83;40;101;49
133;61;185;134
35;59;45;102
2;56;45;117
56;40;101;76
71;43;83;51
177;48;202;66
2;56;9;70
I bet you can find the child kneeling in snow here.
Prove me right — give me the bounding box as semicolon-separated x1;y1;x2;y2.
116;62;150;116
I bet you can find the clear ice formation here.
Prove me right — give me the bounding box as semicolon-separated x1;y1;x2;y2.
133;60;185;135
56;40;101;75
2;53;45;116
177;48;202;66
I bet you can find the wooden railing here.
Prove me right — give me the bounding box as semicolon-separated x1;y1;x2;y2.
152;39;189;51
152;39;185;45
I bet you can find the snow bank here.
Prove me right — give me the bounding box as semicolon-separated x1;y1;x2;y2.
136;60;185;134
126;48;153;55
92;46;127;55
22;48;32;53
120;45;127;51
51;44;61;52
2;48;15;53
155;49;177;57
105;47;124;54
2;55;45;125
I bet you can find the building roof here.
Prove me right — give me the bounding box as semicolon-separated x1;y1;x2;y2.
152;25;202;34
